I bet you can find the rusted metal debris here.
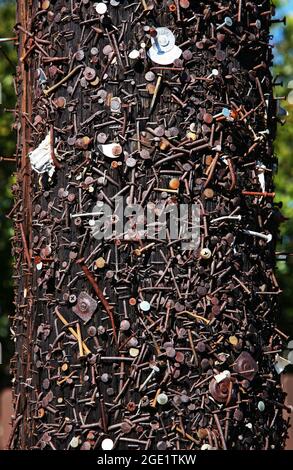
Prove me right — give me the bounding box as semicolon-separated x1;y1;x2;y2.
9;0;290;450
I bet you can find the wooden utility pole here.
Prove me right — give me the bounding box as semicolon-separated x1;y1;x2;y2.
10;0;289;450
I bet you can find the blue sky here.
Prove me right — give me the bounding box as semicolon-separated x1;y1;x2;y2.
278;0;293;15
272;1;293;61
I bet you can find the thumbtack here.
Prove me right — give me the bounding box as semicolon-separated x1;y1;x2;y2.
157;393;168;405
139;364;160;391
10;0;288;452
200;248;212;259
216;16;233;30
258;129;270;137
207;69;219;79
213;107;231;120
243;230;273;243
133;242;156;257
150;28;163;55
271;16;286;25
70;211;103;219
210;215;242;223
101;438;114;450
248;19;261;30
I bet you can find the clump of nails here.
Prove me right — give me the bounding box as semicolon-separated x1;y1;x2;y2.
9;0;290;451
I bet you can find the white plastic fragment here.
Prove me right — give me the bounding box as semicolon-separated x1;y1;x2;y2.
101;438;114;450
28;133;55;176
95;3;107;15
140;300;151;312
274;353;291;374
148;27;182;65
128;49;140;60
129;347;139;357
70;436;80;448
201;444;215;450
256;161;266;192
98;143;122;158
214;370;231;383
110;97;121;113
36;262;43;271
258;401;265;412
157;393;168;405
37;68;48;86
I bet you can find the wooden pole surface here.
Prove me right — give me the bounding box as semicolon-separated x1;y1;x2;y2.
10;0;289;450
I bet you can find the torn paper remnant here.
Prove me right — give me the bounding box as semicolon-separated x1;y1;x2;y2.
28;133;55;176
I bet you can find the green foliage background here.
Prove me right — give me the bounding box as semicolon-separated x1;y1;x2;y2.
0;0;292;388
0;0;16;389
273;6;293;335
